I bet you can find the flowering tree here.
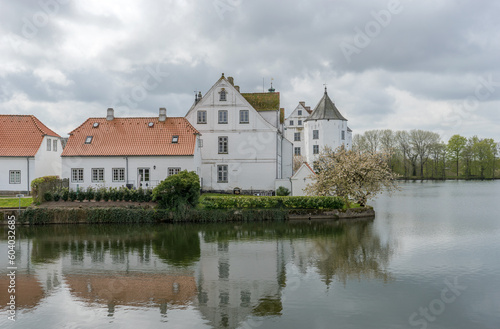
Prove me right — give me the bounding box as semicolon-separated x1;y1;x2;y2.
305;146;400;206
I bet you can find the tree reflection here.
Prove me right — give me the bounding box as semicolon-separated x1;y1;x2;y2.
152;225;200;266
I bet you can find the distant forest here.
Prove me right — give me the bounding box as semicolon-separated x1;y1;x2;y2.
352;130;499;179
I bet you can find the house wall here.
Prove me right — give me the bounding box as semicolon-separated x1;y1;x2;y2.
284;104;309;158
62;155;200;190
291;165;314;196
304;119;349;164
186;78;285;193
0;157;35;193
34;136;63;179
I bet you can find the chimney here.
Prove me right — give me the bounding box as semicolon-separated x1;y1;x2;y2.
227;77;234;86
234;85;240;92
159;107;166;122
299;101;305;107
106;108;114;121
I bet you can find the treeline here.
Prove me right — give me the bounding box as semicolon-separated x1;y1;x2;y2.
353;130;499;179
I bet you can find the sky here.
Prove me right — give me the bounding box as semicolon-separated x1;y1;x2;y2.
1;0;499;142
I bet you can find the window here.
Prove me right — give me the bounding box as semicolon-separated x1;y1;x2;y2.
313;130;319;139
71;169;84;183
217;165;228;183
218;110;228;124
197;110;207;124
113;168;125;182
218;136;228;154
313;145;319;154
47;139;51;151
294;147;301;156
239;110;249;123
298;120;302;126
9;170;21;184
138;168;150;187
298;110;302;116
53;140;57;152
342;130;345;140
289;120;294;126
92;168;104;182
294;132;301;141
172;135;179;143
168;167;181;176
85;136;93;144
219;89;226;101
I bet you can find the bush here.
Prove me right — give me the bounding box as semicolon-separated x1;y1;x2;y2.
43;192;53;202
77;189;86;202
61;188;69;202
69;190;77;202
200;196;344;210
152;170;200;210
94;188;103;202
109;188;118;201
85;187;95;201
276;186;290;196
53;191;61;201
102;189;110;202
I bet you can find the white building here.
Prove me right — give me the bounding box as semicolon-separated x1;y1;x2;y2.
0;115;62;194
61;108;201;190
304;88;352;164
185;74;293;195
283;101;312;158
290;162;316;196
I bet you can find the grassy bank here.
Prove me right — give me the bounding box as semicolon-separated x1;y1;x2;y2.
0;197;33;208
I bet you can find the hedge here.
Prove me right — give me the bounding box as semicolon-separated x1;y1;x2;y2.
200;196;344;210
39;187;153;203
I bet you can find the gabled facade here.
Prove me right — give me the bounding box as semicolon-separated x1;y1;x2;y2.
290;162;316;196
185;74;293;194
0;115;62;193
284;101;312;158
61;108;201;190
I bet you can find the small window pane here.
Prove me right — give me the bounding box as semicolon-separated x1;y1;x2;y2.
313;145;319;154
47;139;51;151
298;120;302;126
168;167;181;176
197;111;207;124
218;110;228;124
218;136;228;154
220;89;226;101
239;110;249;123
294;132;301;141
172;135;179;143
85;136;93;144
9;170;21;184
113;168;125;182
92;168;104;182
294;147;301;156
313;130;319;139
53;140;57;151
289;120;294;126
217;165;228;183
72;169;84;183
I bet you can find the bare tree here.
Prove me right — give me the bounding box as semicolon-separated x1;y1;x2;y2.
409;129;440;178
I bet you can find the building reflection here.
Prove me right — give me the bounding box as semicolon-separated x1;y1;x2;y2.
0;220;392;326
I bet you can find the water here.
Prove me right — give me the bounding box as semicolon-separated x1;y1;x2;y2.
1;181;499;328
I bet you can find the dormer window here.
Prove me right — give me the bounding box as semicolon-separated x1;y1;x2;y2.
85;136;93;144
219;88;227;101
172;135;179;143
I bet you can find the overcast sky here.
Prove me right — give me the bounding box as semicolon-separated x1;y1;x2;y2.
1;0;499;142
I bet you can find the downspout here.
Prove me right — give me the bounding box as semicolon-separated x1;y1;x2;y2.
27;157;30;194
125;156;129;186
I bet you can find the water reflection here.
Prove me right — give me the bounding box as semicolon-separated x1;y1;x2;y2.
0;220;392;328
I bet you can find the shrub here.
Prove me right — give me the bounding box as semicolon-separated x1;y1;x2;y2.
276;186;290;196
77;189;86;202
69;190;77;202
43;192;53;202
153;170;200;210
200;196;344;210
85;187;95;201
109;188;118;201
94;189;103;202
53;191;61;201
61;188;69;202
102;189;110;202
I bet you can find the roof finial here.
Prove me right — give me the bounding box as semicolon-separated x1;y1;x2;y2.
268;77;275;93
323;83;328;94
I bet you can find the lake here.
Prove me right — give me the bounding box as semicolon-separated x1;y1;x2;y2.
1;181;499;328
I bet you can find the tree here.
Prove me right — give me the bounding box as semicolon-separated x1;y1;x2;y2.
409;129;440;178
152;170;200;209
447;134;467;177
395;130;412;178
305;146;400;207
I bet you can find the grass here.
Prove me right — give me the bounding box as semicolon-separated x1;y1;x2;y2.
0;197;33;208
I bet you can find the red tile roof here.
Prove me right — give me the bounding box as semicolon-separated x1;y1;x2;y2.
61;117;199;157
0;115;60;157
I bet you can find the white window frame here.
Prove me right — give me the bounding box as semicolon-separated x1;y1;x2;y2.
220;89;227;101
72;168;84;183
47;138;51;151
218;136;228;154
342;130;345;140
313;145;319;154
313;130;319;140
298;120;302;126
217;165;228;183
239;110;249;124
294;132;301;141
289;120;294;126
168;167;181;176
112;168;125;182
92;168;105;182
197;110;207;124
53;139;57;152
9;170;21;184
218;110;228;124
298;110;302;116
294;147;301;156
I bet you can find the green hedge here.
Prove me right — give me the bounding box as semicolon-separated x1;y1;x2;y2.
19;207;288;224
40;187;153;203
200;196;344;210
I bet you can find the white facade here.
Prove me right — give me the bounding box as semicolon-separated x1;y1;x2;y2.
304;119;349;164
0;136;62;193
284;102;311;158
62;149;201;191
290;162;316;196
185;75;292;194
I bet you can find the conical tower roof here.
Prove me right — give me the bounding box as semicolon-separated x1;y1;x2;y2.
305;88;347;121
